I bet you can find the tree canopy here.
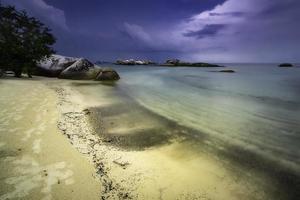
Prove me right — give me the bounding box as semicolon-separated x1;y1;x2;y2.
0;4;56;77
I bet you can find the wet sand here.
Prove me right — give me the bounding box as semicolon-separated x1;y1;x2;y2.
1;77;299;200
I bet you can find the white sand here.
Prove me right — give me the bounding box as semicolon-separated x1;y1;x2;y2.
0;78;101;200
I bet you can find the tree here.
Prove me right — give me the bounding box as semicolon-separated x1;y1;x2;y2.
0;4;56;77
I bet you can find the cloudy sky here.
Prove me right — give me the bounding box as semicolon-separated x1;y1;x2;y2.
2;0;300;62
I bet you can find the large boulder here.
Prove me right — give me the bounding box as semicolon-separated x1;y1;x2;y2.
36;55;77;77
59;58;100;80
95;68;120;81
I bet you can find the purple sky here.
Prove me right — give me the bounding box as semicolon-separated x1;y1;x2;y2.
3;0;300;62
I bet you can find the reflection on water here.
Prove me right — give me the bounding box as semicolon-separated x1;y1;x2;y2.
72;64;300;199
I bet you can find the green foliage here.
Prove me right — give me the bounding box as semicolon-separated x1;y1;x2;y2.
0;4;56;77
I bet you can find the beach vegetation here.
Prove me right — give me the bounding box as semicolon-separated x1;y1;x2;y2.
0;4;56;77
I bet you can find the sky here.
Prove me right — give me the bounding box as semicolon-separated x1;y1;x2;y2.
2;0;300;63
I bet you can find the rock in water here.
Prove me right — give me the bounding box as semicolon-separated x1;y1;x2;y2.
95;68;120;81
59;58;100;80
278;63;293;67
219;69;235;73
36;54;77;77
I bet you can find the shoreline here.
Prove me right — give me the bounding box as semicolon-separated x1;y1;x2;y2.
50;78;300;200
48;80;134;199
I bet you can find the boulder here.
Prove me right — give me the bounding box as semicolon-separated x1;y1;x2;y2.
59;58;100;80
36;54;121;80
95;68;120;81
36;55;78;77
279;63;293;67
219;69;235;73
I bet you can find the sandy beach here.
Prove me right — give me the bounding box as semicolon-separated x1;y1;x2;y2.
1;0;300;199
1;76;299;200
0;78;101;200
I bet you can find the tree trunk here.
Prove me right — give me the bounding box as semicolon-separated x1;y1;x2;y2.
14;69;22;78
0;69;4;78
27;65;33;78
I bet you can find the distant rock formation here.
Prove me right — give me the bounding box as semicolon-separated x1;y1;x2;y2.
95;68;120;81
36;54;120;81
116;59;155;65
161;59;224;67
165;59;180;65
95;61;112;65
278;63;293;67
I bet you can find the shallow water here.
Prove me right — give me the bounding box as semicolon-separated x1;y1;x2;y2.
111;64;300;169
73;64;300;199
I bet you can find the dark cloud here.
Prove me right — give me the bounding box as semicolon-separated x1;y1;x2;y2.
183;24;226;39
2;0;68;30
2;0;300;62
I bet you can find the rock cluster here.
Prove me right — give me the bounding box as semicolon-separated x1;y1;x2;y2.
161;59;224;67
116;59;155;65
36;55;120;81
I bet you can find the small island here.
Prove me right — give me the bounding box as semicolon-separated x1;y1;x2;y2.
115;58;225;67
116;59;156;65
160;59;224;67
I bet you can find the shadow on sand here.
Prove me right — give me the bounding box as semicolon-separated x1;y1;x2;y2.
87;98;300;200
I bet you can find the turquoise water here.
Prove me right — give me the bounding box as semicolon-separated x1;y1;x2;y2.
105;64;300;173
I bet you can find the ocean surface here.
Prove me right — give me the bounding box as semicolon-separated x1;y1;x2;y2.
77;63;300;198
